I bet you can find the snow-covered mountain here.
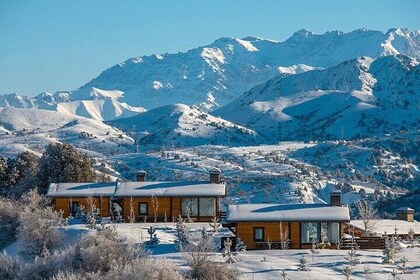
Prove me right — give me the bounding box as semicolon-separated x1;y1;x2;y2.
75;28;419;111
215;54;420;141
108;103;259;148
0;88;145;121
0;107;134;158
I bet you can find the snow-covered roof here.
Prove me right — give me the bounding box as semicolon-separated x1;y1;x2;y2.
349;219;420;235
227;203;350;222
47;182;117;197
114;181;226;197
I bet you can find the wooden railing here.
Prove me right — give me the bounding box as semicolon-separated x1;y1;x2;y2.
340;237;385;250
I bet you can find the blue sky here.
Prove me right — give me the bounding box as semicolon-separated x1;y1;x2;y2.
0;0;419;96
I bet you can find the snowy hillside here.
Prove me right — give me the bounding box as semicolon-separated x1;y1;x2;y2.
0;87;145;121
215;55;420;141
108;103;259;148
0;107;135;158
74;28;419;110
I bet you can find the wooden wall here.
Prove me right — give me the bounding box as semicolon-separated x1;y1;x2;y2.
53;196;110;218
236;221;290;250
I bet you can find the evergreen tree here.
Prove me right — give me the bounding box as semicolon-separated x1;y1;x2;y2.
36;143;96;193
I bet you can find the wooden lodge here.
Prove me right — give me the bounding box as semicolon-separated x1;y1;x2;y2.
224;192;350;249
47;169;226;222
46;182;117;217
113;169;226;222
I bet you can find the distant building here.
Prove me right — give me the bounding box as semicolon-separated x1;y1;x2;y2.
223;192;350;249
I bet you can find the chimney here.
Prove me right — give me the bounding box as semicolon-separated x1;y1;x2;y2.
396;207;414;222
136;170;147;182
209;168;221;184
330;190;342;206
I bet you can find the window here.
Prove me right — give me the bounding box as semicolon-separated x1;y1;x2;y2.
301;222;319;243
254;227;264;241
327;223;340;243
199;198;216;216
139;202;148;215
181;198;198;216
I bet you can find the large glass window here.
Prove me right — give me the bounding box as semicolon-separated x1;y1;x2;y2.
254;227;264;241
181;198;198;216
301;222;319;243
199;198;216;216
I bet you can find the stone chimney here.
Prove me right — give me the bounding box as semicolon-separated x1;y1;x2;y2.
136;170;147;182
396;207;414;222
209;168;221;184
330;190;342;207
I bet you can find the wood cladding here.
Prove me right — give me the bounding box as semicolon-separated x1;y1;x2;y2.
53;197;110;218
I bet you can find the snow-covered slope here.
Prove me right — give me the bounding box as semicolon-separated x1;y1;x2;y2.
215;55;420;141
108;103;259;148
0;107;134;158
75;28;419;110
0;88;146;121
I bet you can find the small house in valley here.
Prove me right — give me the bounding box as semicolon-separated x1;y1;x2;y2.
224;192;350;249
46;182;117;217
113;169;226;222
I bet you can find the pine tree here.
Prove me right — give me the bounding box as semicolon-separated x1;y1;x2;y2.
344;246;360;266
399;256;409;274
37;143;96;194
235;237;247;252
382;235;398;264
209;216;221;232
222;238;239;263
298;254;309;271
175;215;189;250
342;266;352;280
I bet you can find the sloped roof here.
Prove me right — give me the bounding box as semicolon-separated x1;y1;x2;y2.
114;181;226;197
47;182;117;197
227;203;350;222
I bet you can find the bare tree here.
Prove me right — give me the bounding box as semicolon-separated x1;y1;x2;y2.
150;195;160;223
128;196;136;223
356;200;378;236
85;196;99;229
279;221;290;249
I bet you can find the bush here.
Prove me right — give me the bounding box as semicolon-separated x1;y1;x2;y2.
0;252;20;280
0;197;21;248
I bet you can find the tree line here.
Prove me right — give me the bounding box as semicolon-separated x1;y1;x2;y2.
0;143;97;197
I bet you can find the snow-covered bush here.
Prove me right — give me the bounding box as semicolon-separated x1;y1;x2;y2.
222;238;239;263
17;190;63;259
182;234;239;279
0;252;20;280
0;197;21;247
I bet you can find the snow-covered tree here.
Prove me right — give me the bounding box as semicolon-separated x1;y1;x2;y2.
209;216;221;232
298;254;309;271
84;196;99;229
144;226;159;248
382;235;398;264
222;238;239;263
342;266;353;280
356;200;378;236
175;215;189;250
399;256;409;274
344;246;360;266
150;194;160;223
235;237;247;252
